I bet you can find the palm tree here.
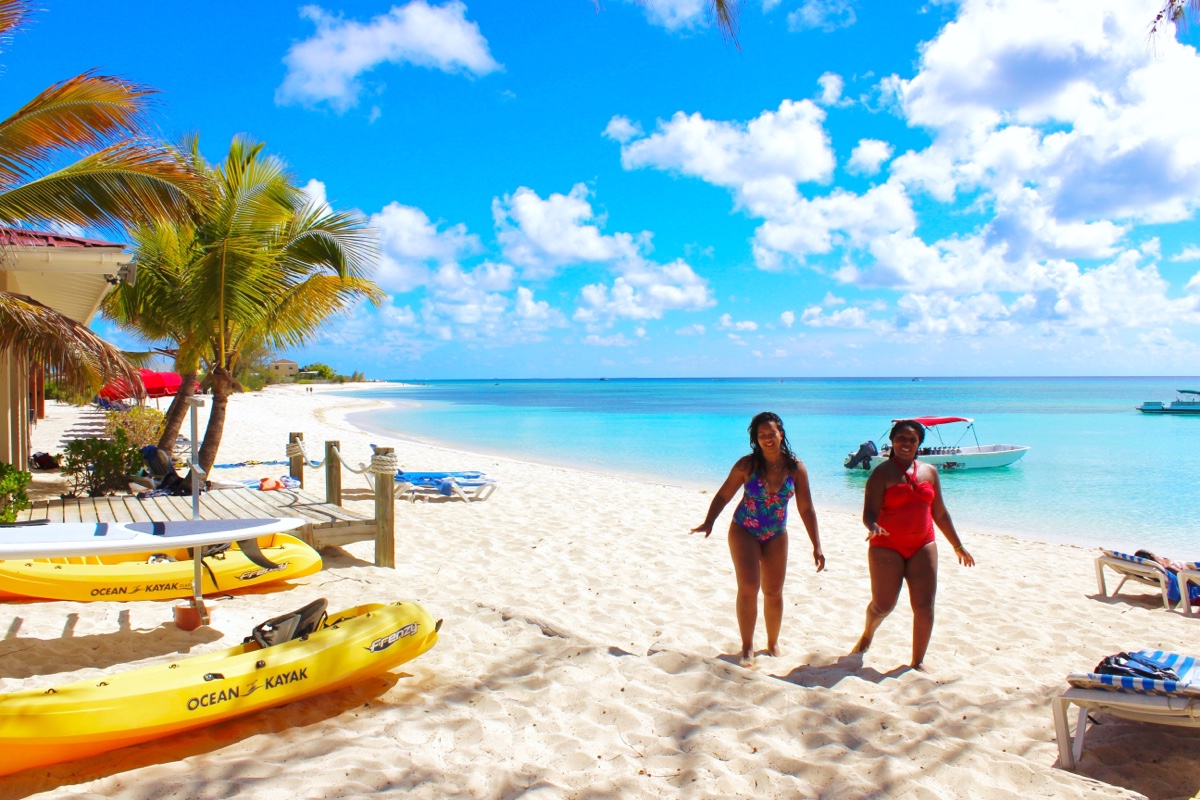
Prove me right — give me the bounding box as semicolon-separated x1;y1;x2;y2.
0;0;208;399
101;221;204;451
106;136;383;471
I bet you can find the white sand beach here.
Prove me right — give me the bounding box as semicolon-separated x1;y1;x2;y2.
4;384;1198;799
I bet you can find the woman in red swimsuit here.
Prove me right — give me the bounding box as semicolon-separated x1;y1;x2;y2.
852;419;974;671
691;412;825;667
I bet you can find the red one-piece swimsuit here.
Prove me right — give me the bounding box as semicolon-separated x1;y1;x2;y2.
872;459;936;559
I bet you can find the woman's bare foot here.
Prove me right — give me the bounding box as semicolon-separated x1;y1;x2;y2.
851;633;873;654
766;643;781;658
739;648;755;668
910;661;926;672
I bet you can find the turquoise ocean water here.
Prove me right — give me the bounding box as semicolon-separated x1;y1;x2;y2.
344;378;1200;555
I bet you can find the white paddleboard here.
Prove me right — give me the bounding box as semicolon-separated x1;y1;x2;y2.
0;518;305;559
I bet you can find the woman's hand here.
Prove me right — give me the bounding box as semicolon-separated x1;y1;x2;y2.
865;523;889;541
813;547;826;572
954;546;975;567
690;523;713;538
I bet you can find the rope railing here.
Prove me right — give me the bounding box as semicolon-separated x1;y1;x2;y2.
285;440;324;468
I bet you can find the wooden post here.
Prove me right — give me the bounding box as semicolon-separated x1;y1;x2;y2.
288;432;304;488
325;440;341;506
373;445;395;568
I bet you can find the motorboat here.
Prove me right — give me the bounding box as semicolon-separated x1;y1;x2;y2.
1136;390;1200;415
844;416;1030;471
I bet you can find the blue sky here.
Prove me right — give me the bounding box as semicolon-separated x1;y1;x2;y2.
11;0;1200;378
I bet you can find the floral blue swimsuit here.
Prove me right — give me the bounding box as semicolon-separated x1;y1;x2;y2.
733;474;794;544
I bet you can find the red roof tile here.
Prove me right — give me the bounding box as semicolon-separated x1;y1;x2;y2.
0;227;125;248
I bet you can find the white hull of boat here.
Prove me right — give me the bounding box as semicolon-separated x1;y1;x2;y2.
847;445;1030;471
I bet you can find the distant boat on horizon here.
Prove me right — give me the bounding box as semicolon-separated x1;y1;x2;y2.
1137;389;1200;415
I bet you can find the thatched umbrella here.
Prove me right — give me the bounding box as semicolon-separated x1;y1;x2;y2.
0;290;143;397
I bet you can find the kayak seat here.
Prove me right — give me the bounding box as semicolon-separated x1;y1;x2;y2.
248;598;328;649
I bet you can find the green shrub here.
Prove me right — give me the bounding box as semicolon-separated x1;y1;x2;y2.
104;405;165;448
0;462;32;522
241;371;268;392
61;429;142;497
44;380;94;406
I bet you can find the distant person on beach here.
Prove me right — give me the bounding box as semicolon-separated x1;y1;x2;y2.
853;419;974;671
690;411;824;666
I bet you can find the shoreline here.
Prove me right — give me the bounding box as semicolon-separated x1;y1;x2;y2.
7;385;1198;799
340;387;1146;557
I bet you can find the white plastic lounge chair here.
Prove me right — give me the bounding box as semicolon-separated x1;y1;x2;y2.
1053;649;1200;770
1181;567;1200;617
394;471;498;503
1094;550;1187;610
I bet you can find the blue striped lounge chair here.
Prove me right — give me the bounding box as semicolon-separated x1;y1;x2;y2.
1094;550;1200;612
393;471;498;503
1053;650;1200;770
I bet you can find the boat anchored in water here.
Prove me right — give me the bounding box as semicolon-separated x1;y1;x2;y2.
844;416;1030;471
1136;390;1200;415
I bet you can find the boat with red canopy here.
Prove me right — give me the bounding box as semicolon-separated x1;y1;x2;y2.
844;416;1030;471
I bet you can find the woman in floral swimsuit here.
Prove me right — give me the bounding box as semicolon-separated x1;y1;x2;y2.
691;412;824;666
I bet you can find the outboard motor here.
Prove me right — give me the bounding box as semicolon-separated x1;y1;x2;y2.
845;440;879;470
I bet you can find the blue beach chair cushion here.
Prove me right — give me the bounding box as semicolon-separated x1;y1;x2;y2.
1103;550;1200;604
1067;650;1200;698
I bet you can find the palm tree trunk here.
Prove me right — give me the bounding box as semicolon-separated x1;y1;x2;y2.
156;370;197;453
196;388;227;474
196;365;234;473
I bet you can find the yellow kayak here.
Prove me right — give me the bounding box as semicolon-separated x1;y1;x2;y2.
0;534;322;602
0;600;439;776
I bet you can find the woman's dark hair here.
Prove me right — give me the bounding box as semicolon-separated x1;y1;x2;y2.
890;419;926;445
748;411;799;475
1134;549;1157;561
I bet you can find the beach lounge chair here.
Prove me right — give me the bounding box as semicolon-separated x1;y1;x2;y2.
1181;567;1200;617
1094;550;1199;611
1053;649;1200;770
394;470;498;503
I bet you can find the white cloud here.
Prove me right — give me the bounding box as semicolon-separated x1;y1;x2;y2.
617;100;836;201
717;313;758;331
1171;245;1200;262
370;202;481;293
677;323;707;335
584;332;636;347
419;263;567;342
628;0;709;31
780;310;795;327
816;72;844;106
801;304;875;329
892;0;1200;238
752;180;916;269
493;184;641;279
277;1;500;112
788;0;857;31
603;116;643;144
299;178;332;214
575;258;715;323
847;139;893;176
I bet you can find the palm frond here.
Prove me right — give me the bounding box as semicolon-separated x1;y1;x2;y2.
278;205;378;279
0;140;209;232
0;72;158;187
0;0;33;41
0;290;143;395
711;0;740;46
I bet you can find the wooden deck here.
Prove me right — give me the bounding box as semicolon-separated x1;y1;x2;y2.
17;488;378;551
